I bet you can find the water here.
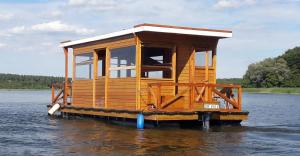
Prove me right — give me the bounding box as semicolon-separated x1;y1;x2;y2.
0;90;299;155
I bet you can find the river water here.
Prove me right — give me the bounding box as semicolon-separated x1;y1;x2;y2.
0;90;299;155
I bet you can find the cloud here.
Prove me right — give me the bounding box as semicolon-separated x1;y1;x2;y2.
10;26;26;34
6;21;94;35
68;0;120;10
0;43;6;48
0;13;13;20
214;0;256;9
31;21;94;35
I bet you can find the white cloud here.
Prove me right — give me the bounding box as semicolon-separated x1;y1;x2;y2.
0;13;13;20
214;0;256;9
68;0;122;11
31;21;95;35
0;43;6;48
10;26;26;34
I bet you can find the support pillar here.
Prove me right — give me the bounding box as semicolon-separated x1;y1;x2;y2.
202;112;211;130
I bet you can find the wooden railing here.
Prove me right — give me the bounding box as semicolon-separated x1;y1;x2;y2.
147;82;242;112
51;82;71;105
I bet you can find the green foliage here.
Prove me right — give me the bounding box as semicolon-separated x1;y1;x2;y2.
217;78;243;85
0;73;65;89
242;46;300;88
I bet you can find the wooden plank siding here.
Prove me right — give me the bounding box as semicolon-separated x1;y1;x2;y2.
72;80;93;107
194;68;215;83
95;77;105;108
107;78;137;110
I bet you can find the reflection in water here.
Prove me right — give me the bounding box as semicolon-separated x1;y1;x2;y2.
0;90;300;155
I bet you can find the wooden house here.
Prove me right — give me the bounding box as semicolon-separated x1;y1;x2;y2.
48;24;248;128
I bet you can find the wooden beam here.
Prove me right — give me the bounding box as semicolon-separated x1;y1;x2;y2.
212;48;217;84
212;88;238;109
135;36;141;110
105;48;110;109
161;88;189;109
205;50;209;101
93;50;98;108
63;47;68;105
72;51;76;81
172;46;177;95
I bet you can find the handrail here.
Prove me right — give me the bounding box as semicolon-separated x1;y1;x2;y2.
51;82;72;105
147;82;242;112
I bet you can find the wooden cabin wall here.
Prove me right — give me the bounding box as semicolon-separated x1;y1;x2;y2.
72;80;93;107
194;68;215;83
108;78;136;110
72;35;137;110
95;77;105;108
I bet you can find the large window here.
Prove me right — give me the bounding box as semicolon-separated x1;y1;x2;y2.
141;46;173;79
75;53;93;79
110;46;136;78
195;49;212;67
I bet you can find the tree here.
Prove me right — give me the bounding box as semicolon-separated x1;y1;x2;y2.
243;58;290;88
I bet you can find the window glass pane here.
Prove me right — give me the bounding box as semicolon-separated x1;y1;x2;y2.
110;46;136;67
195;50;212;67
75;53;93;79
109;46;136;78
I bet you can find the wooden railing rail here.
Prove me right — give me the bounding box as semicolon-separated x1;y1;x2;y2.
147;82;242;112
51;82;71;105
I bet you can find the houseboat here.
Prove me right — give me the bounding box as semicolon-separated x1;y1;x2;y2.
48;23;249;129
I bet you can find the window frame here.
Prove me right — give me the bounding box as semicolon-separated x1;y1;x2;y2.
74;52;94;80
194;48;214;69
109;45;136;78
141;43;175;80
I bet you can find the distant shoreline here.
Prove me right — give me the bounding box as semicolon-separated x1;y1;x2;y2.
243;88;300;94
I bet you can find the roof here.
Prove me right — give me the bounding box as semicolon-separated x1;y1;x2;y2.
60;23;232;48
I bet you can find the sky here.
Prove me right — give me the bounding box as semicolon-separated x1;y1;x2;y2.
0;0;299;78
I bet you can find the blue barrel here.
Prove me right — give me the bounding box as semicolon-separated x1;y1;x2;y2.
137;114;144;129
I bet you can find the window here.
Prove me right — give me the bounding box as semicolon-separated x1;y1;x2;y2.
195;49;212;67
97;49;106;77
75;53;93;79
141;46;173;79
110;46;136;78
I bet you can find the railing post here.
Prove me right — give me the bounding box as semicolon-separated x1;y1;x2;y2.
51;84;54;104
157;84;161;109
147;84;152;105
238;87;242;111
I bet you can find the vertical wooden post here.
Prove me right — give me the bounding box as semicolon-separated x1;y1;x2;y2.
93;50;98;108
157;85;161;109
51;84;54;103
104;48;110;109
189;48;195;108
238;87;242;111
205;50;209;102
212;48;217;84
72;51;76;81
63;47;68;105
147;84;151;105
172;46;177;95
135;36;141;110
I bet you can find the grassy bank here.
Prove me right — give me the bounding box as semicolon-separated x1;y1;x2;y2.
243;88;300;94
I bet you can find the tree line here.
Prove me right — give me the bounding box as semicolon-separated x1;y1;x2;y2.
242;46;300;88
0;73;65;89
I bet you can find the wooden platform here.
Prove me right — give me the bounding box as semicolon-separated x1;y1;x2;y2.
47;105;248;123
